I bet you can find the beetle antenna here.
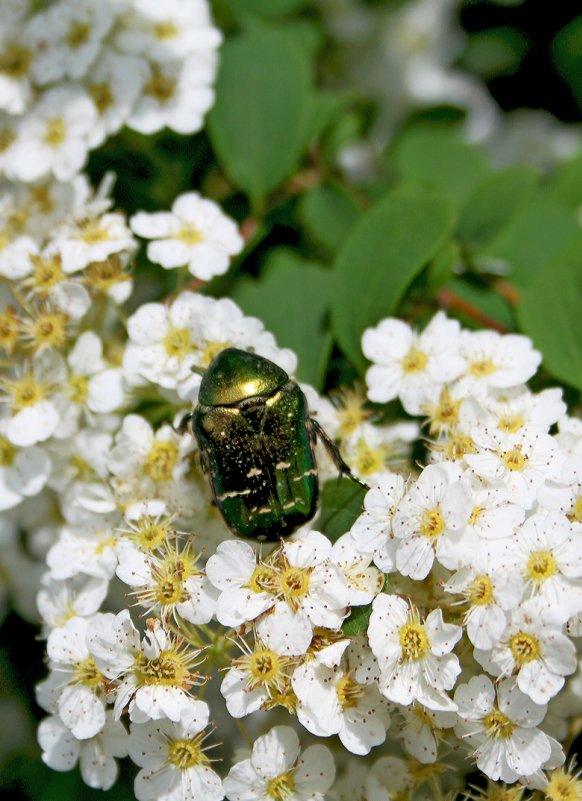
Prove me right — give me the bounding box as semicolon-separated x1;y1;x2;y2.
191;365;206;376
309;417;369;491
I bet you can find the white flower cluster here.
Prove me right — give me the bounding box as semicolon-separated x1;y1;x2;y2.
4;183;581;801
0;0;221;182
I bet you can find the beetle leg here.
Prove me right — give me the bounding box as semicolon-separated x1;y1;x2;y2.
173;411;194;436
308;418;369;490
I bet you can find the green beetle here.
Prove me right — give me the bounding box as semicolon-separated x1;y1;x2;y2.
181;348;364;542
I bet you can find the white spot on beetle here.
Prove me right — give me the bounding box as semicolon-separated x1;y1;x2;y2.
247;467;263;477
275;461;291;470
217;489;251;500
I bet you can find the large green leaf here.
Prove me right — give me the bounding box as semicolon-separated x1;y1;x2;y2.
298;184;361;256
331;185;455;370
318;477;367;544
517;236;582;391
207;28;312;205
483;196;580;288
231;250;332;389
391;126;490;203
458;166;538;252
225;0;308;17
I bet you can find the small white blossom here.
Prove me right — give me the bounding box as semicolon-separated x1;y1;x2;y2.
349;472;406;571
458;330;542;395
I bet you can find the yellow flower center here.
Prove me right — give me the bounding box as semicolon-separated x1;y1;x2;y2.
0;436;16;467
0;45;31;78
0;307;20;353
544;768;582;801
411;704;434;727
163;327;191;359
83;257;130;293
334;389;370;438
497;414;524;434
28;254;65;294
78;219;110;245
177;226;203;246
248;565;278;594
137;650;189;687
28;185;55;215
6;374;47;410
484;709;515;739
144;440;179;482
73;656;104;688
420;508;445;539
267;772;296;801
154;20;179;39
336;675;364;709
570;496;582;524
279;567;310;604
249;648;280;683
89;82;114;113
423;387;461;435
502;446;526;472
509;632;540;665
402;346;428;374
399;622;430;661
470;359;496;378
468;575;493;606
67;21;91;48
70;454;93;481
68;374;89;404
134;517;171;550
526;550;557;584
0;127;15;152
27;310;68;351
352;439;385;478
43;118;66;147
168;736;207;770
146;72;176;102
442;432;477;461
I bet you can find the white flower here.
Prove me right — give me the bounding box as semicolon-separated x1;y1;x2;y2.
368;594;462;711
399;704;456;763
89;612;204;723
8;86;97;182
459;472;525;541
26;0;113;84
40;616;108;739
474;600;577;705
330;533;384;606
115;0;222;62
0;33;33;114
37;574;108;631
206;539;278;627
128;703;223;801
292;638;390;755
130;191;243;280
223;725;335;801
85;48;148;146
0;424;51;510
2;351;64;447
443;556;522;650
458;330;542;395
485;386;566;437
454;675;562;782
127;55;217;135
38;711;128;791
465;426;560;509
55;210;136;274
46;519;119;581
392;463;472;578
362;311;465;414
349;472;406;572
504;512;582;623
221;623;300;719
115;539;217;624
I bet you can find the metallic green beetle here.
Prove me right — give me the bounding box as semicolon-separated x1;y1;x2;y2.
181;348;364;542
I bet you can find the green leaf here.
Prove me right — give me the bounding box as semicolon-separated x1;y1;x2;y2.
391;125;491;203
517;235;582;391
552;16;582;109
443;278;515;331
426;240;461;291
298;184;361;256
457;166;539;252
318;477;367;543
547;153;582;211
331;185;455;370
208;28;312;205
483;196;580;288
342;602;373;636
230;250;332;388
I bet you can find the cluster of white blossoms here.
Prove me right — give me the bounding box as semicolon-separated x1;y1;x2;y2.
3;169;582;798
0;0;221;182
